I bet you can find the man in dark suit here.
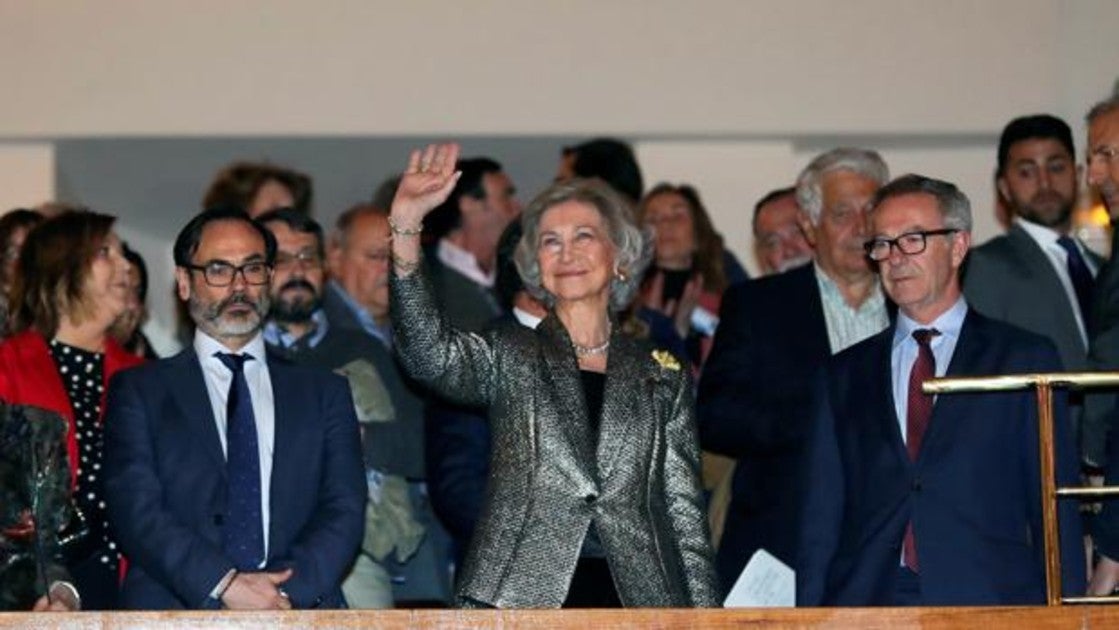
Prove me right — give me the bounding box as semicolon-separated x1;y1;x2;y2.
698;148;891;593
104;208;365;609
962;114;1103;464
422;157;521;332
1083;94;1119;595
798;174;1085;606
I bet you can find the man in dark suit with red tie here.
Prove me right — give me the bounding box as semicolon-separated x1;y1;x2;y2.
104;208;365;609
798;174;1085;605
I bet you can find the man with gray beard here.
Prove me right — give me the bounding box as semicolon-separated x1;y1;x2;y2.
103;207;365;610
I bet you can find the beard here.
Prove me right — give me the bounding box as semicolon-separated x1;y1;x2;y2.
1015;190;1075;228
190;290;270;339
271;279;322;324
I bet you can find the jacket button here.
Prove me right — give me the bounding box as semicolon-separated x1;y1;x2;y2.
213;514;224;526
911;479;922;492
584;494;597;505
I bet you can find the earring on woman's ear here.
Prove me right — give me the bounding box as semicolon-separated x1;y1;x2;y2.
614;266;627;282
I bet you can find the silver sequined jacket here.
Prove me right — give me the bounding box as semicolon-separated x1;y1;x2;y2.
391;269;719;608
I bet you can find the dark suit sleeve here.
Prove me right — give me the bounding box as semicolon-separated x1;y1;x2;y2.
960;248;1009;323
271;375;366;608
1084;237;1119;467
796;367;844;606
103;370;236;607
425;403;490;547
698;284;801;456
662;367;720;606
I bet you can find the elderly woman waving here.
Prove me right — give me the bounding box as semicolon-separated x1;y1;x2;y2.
389;143;717;609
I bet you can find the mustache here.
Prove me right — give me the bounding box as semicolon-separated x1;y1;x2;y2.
279;279;317;295
206;292;264;318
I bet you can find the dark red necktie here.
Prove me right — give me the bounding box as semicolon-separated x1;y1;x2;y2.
903;328;939;572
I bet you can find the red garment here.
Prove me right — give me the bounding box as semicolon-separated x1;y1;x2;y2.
0;329;144;490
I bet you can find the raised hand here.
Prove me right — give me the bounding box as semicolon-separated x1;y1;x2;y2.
390;143;462;227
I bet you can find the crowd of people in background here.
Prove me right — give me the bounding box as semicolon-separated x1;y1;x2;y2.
2;90;1119;612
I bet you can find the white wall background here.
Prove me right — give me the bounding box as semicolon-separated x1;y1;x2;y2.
1;0;1117;339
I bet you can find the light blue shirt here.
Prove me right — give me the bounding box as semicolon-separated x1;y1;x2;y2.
263;308;330;350
890;296;968;444
327;280;392;348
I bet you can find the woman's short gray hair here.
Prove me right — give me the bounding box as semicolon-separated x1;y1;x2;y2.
514;178;652;312
795;148;890;223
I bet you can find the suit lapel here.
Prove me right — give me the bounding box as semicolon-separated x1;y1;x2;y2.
872;329;911;467
267;361;300;552
595;332;642;479
168;349;226;472
918;310;982;464
1008;225;1084;343
537;315;595;470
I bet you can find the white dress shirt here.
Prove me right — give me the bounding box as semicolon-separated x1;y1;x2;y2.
437;238;496;288
193;329;275;561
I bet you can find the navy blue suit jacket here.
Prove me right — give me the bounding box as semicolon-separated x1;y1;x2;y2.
697;263;830;590
797;309;1085;605
103;348;366;609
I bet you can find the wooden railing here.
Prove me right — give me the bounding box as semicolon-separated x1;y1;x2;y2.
924;371;1119;606
3;607;1119;629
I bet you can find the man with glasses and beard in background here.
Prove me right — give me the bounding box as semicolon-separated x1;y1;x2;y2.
103;207;364;610
255;208;428;608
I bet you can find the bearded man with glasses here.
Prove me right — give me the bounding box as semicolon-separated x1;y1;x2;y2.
103;207;365;610
798;174;1085;606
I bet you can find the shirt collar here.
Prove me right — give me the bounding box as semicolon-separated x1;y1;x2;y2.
1014;216;1063;250
437;238;495;288
512;306;543;329
263;309;330;349
892;295;968;350
813;262;884;312
193;327;268;364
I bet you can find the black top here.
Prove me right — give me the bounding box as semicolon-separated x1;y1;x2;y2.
579;369;606;435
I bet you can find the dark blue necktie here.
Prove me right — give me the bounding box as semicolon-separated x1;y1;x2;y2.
215;352;264;570
1056;236;1096;332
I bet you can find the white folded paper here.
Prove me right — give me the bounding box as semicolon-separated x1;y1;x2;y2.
723;548;795;607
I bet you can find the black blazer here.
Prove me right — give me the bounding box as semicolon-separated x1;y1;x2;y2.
696;263;830;588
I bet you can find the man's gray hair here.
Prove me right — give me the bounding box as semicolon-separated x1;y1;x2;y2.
869;173;973;232
795;148;890;223
1087;93;1119;125
514;179;652;312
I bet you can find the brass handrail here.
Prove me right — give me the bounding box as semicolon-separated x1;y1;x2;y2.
923;371;1119;606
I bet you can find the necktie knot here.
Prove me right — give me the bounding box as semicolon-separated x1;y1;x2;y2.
216;352;253;373
1056;235;1079;256
911;328;940;347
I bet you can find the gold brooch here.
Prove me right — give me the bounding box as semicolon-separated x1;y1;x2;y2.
651;349;681;371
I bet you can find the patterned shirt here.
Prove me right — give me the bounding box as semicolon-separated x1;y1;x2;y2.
814;263;889;354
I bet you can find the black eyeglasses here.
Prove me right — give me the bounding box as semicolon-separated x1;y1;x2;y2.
864;229;958;261
185;260;271;287
274;251;323;271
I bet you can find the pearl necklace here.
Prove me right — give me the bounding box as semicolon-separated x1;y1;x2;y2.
572;324;611;358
